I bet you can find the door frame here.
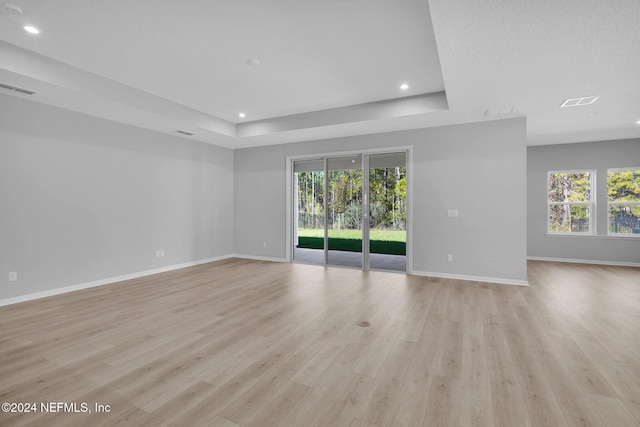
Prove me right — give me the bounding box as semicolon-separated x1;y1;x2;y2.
285;146;413;273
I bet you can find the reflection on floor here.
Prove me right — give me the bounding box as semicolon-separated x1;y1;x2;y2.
294;247;406;272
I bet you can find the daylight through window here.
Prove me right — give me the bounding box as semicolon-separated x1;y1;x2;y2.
547;171;594;234
607;168;640;236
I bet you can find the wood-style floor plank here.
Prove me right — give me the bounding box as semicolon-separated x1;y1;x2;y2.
1;258;639;426
460;289;495;427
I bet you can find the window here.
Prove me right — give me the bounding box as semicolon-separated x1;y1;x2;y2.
547;170;594;234
607;168;640;236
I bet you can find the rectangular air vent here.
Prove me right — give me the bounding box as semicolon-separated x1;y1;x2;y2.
560;96;599;107
484;107;514;116
0;82;36;95
176;130;195;136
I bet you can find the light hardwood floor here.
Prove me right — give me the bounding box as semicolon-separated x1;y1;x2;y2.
1;259;639;426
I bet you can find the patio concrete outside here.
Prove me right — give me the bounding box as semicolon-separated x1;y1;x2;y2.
293;247;406;272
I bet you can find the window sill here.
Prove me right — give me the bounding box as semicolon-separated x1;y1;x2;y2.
545;233;640;240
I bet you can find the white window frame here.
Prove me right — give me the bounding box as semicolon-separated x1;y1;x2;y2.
286;146;413;273
607;167;640;237
547;169;595;236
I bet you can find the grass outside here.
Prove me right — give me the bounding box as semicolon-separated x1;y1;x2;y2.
296;228;406;255
297;228;406;242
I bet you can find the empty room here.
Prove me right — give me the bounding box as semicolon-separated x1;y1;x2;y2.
1;0;639;426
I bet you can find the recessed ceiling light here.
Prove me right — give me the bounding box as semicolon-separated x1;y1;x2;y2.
636;119;640;125
24;25;40;34
560;95;599;107
246;58;260;66
238;113;246;119
400;83;409;91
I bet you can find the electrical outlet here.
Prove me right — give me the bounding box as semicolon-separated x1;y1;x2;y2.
263;241;267;248
155;250;160;257
447;210;459;217
160;249;165;257
447;254;453;262
9;271;17;282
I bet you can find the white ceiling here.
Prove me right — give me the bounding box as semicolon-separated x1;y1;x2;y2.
1;0;639;148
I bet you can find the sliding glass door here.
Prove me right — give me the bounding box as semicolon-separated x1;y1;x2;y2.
327;155;363;268
292;150;407;272
368;152;407;272
293;159;325;265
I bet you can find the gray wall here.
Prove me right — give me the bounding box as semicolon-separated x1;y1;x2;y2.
528;139;640;265
0;94;528;301
0;95;234;300
234;117;528;284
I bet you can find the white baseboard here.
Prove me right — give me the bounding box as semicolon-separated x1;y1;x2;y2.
410;270;529;286
0;254;234;307
232;254;288;263
1;255;535;307
527;256;640;268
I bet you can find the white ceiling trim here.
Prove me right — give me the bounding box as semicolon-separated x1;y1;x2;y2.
0;40;455;148
237;92;448;137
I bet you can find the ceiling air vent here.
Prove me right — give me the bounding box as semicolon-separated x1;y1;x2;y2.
176;130;195;136
484;107;514;116
0;82;36;95
560;96;599;107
